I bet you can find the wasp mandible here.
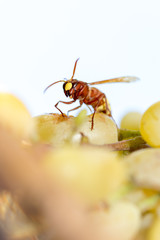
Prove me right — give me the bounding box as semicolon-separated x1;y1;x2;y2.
44;58;139;130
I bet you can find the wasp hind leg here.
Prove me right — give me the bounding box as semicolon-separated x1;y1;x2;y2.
90;98;102;131
103;95;112;116
104;96;118;127
91;95;110;130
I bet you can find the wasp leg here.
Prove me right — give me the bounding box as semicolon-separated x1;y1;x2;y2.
55;100;76;116
91;110;96;130
86;104;93;113
67;102;83;116
104;95;112;117
104;96;118;127
91;95;105;130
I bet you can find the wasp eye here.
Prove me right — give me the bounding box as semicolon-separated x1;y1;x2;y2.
65;82;72;91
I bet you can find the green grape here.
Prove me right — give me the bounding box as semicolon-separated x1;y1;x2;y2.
120;111;142;130
0;93;34;139
0;192;37;239
126;148;160;190
33;113;74;145
88;201;141;240
147;217;160;240
43;146;127;203
78;113;118;145
125;188;159;213
140;101;160;147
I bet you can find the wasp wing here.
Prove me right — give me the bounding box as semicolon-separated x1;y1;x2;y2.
89;76;139;85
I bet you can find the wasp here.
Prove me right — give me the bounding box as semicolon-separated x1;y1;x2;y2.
44;58;138;130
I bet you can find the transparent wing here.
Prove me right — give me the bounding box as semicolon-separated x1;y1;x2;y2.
89;76;139;85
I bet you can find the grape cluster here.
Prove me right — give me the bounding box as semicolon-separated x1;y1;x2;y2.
1;92;160;240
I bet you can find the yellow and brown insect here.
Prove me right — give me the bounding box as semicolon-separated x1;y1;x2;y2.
44;58;138;130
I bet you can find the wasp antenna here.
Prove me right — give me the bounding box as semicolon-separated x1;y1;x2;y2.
44;80;66;94
70;58;80;81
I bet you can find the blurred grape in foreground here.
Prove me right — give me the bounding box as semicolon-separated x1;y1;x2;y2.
148;217;160;240
0;93;34;139
43;147;127;203
88;201;141;240
1;92;160;240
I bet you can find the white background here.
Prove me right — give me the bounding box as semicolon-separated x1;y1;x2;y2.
0;0;160;125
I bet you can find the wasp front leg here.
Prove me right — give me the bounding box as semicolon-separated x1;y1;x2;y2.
67;101;83;116
55;100;76;116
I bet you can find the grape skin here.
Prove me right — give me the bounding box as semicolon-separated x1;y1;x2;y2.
127;148;160;190
140;101;160;147
120;111;142;130
0;93;34;139
43;146;127;203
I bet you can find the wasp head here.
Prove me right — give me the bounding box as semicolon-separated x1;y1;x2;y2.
63;80;79;98
63;81;72;97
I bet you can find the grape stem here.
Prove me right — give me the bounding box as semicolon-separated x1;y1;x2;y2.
82;136;149;152
106;136;149;152
118;128;141;141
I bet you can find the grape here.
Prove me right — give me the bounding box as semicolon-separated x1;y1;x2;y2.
0;93;34;139
0;192;37;239
140;101;160;147
75;112;118;145
120;111;142;130
43;146;127;203
34;113;74;145
87;201;141;240
147;217;160;240
126;148;160;190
